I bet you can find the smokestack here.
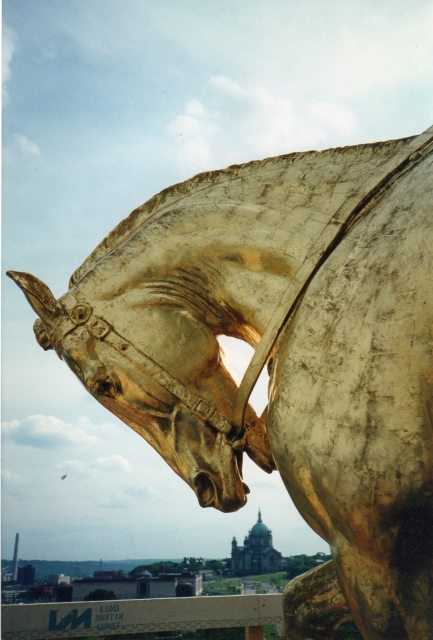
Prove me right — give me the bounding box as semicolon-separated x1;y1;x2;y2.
12;533;19;581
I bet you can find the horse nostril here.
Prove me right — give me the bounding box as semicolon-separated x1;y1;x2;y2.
194;473;216;509
93;377;117;398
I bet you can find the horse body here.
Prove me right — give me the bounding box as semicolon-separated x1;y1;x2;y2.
8;134;433;638
270;151;433;638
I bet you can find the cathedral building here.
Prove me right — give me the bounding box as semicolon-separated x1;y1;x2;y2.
231;510;284;575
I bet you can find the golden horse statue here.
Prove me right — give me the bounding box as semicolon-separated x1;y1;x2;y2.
8;126;433;639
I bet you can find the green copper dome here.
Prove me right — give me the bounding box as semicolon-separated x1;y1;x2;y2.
250;510;271;536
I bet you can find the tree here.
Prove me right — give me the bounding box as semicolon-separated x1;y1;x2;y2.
286;555;320;580
204;559;226;575
129;561;179;577
181;557;204;571
84;588;116;601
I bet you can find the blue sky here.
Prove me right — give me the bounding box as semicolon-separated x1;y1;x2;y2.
2;0;433;561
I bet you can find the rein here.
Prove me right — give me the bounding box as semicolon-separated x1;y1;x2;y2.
51;297;243;447
232;124;433;432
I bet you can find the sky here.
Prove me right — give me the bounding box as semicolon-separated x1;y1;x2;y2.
2;0;433;562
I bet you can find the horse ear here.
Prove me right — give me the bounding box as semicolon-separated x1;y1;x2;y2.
6;270;63;327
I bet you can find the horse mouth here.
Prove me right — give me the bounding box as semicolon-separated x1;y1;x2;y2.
194;473;216;508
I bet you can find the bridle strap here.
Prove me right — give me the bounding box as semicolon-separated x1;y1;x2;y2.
52;301;236;441
232;124;433;432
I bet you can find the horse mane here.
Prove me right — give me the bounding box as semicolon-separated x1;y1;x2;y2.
69;136;415;288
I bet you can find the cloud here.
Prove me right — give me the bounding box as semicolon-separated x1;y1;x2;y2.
2;24;17;85
101;483;154;509
101;492;129;509
2;23;18;105
243;93;301;156
13;134;42;157
167;100;220;175
167;76;358;175
92;455;131;472
209;76;247;99
124;484;155;499
1;469;21;485
55;455;131;479
3;134;42;164
315;3;433;99
218;336;253;385
309;102;356;137
2;414;99;448
208;75;358;155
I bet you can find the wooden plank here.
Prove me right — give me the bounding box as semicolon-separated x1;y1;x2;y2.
1;594;283;639
245;625;265;640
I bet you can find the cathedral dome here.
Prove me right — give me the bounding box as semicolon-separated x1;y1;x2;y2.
250;510;270;536
230;508;282;575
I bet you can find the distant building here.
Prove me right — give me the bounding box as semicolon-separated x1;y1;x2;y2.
28;585;54;600
231;510;284;575
1;589;28;604
144;573;203;598
48;574;70;585
93;571;119;580
71;572;203;601
57;584;73;602
72;578;139;601
17;565;35;586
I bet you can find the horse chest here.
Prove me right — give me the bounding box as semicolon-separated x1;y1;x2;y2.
267;155;433;540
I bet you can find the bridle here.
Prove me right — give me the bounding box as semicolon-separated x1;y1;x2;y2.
45;125;433;451
50;295;244;448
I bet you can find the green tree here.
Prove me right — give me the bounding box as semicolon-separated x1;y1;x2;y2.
129;562;179;577
286;554;320;580
204;559;226;575
181;557;204;571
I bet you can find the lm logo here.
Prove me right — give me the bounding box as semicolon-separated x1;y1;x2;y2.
48;608;92;631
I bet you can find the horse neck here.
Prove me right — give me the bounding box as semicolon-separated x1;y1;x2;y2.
71;138;413;344
73;212;296;346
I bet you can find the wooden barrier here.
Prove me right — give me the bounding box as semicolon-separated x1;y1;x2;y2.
1;593;283;639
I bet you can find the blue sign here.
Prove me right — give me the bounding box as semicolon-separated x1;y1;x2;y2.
48;608;92;631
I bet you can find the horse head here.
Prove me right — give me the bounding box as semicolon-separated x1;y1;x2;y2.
8;270;275;513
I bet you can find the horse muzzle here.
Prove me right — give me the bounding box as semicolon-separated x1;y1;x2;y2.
193;472;249;512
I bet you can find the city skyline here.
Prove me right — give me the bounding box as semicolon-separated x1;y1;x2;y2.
2;0;433;560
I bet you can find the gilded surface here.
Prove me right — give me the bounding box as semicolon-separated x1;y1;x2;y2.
8;134;433;639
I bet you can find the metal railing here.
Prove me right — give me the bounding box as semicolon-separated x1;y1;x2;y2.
2;593;283;640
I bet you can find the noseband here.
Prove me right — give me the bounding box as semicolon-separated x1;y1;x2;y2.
49;295;245;449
